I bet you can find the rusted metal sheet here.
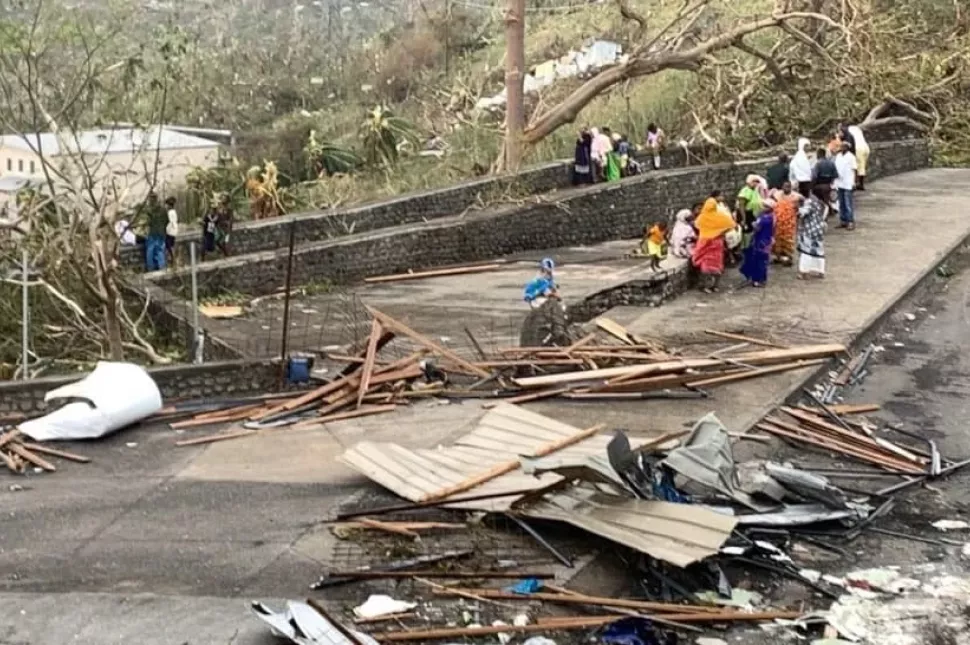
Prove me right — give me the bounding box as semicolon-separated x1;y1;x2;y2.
338;403;640;511
522;484;739;567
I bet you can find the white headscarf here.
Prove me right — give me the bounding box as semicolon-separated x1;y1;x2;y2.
847;125;868;152
789;137;812;183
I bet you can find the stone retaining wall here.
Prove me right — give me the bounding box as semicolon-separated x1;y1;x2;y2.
120;145;714;269
122;122;921;270
0;359;285;416
149;138;930;298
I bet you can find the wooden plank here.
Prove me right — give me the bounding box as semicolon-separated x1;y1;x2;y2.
357;319;384;409
367;306;490;378
825;403;880;415
513;344;845;388
175;429;258;447
594;317;642;345
758;419;922;474
171;405;265;429
0;429;22;448
420;423;605;502
473;359;586;367
18;443;90;463
0;449;24;473
364;263;503;284
781;407;924;464
7;443;56;471
290;404;398;431
704;329;789;348
686;359;825;388
430;589;719;613
356;517;420;538
482;387;571;408
373;611;804;640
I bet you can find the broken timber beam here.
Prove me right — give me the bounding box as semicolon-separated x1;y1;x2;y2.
419;424;605;502
686;360;826;388
512;344;845;388
364;263;503;284
357;319;384;408
366;306;489;378
704;329;789;348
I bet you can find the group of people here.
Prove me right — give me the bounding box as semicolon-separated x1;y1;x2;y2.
572;124;666;185
117;192;235;271
641;123;868;292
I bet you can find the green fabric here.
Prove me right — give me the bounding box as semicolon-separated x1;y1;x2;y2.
605;152;621;182
145;203;168;237
738;185;763;215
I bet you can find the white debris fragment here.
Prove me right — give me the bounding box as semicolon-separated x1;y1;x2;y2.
696;639;728;645
800;569;822;583
523;638;557;645
492;620;511;645
904;313;916;321
932;519;970;532
512;614;529;627
962;543;970;560
353;595;418;619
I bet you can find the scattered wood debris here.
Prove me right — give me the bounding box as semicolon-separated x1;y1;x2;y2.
0;429;90;474
164;312;846;447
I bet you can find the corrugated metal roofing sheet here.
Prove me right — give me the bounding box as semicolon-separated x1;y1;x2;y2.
523;485;738;567
338;402;637;511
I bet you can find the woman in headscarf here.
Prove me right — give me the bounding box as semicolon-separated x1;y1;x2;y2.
771;181;798;266
789;138;813;194
797;184;828;279
691;191;736;293
740;200;775;287
670;204;700;259
572;129;593;186
847;125;870;191
737;175;765;251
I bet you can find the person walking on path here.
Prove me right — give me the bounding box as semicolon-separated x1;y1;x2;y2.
572;129;593;186
771;181;798;266
691;192;736;293
164;196;179;267
646;123;665;169
766;153;790;191
847;125;870;191
797;185;828;279
835;141;858;230
789;138;813;193
670;205;699;259
142;192;168;272
740;201;775;288
202;194;234;261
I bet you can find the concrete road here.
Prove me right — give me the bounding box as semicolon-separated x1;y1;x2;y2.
4;168;970;644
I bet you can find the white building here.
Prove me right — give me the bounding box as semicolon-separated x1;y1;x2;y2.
0;125;223;209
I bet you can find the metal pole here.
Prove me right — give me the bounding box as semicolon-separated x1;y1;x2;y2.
279;219;297;364
21;249;28;380
190;241;201;364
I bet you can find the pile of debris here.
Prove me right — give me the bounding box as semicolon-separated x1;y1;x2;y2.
0;429;89;474
168;307;844;446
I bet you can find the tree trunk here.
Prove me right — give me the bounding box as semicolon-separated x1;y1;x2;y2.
502;0;526;172
91;238;126;361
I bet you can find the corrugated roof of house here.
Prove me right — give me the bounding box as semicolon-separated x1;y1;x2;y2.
0;126;220;156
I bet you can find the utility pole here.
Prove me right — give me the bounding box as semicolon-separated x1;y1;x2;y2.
444;0;451;77
503;0;526;172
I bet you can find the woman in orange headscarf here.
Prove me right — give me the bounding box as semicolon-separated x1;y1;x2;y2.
691;191;736;293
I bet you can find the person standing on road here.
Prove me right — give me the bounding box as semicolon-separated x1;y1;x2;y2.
572;129;593;186
691;192;736;293
835;141;858;230
142;192;168;272
766;152;790;192
847;125;870;191
789;138;813;193
164;196;179;267
797;184;828;279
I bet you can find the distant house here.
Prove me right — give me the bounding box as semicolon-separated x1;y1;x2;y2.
0;125;223;209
